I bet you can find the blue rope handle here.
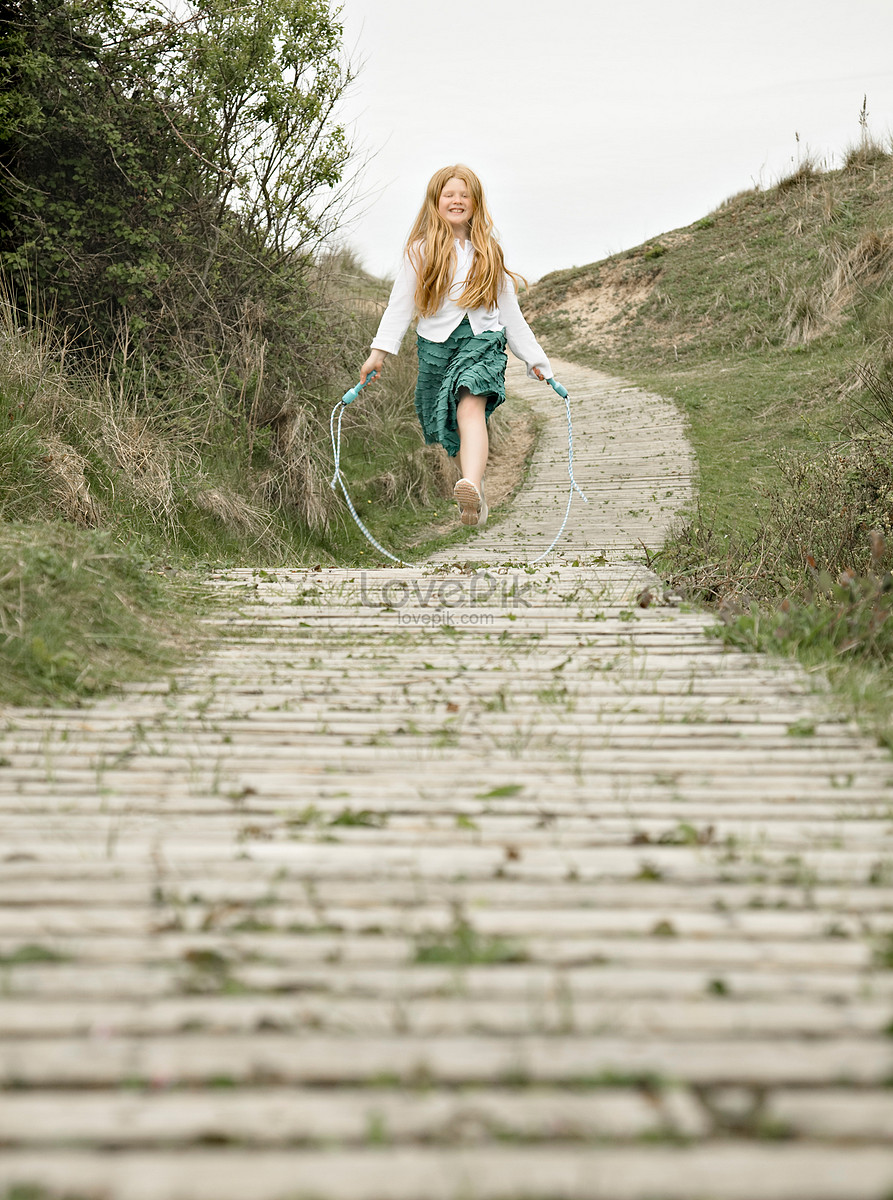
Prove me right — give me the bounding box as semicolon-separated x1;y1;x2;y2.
341;369;377;405
329;372;409;566
529;376;588;564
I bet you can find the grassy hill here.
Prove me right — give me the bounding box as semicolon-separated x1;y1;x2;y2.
524;140;893;737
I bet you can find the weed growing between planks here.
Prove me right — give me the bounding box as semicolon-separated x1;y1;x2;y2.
414;910;528;965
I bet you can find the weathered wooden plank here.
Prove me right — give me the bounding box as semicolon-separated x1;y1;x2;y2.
0;1086;711;1146
4;960;892;1003
3;1033;891;1088
0;1143;891;1200
0;906;881;946
1;1086;891;1148
0;994;887;1039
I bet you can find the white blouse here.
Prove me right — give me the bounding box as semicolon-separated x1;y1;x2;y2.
371;239;553;380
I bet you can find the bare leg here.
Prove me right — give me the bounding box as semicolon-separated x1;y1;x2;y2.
456;392;488;486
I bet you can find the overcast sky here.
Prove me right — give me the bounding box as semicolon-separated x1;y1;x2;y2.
335;0;893;282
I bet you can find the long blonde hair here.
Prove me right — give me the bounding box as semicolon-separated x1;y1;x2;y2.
405;165;525;318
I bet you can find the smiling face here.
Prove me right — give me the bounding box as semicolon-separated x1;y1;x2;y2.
438;176;474;240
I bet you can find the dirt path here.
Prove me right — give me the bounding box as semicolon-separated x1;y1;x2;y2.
1;359;892;1199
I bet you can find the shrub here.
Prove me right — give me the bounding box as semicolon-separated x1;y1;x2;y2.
659;432;893;611
0;0;357;478
717;565;893;668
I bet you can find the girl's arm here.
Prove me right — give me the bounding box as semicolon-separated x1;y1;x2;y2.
369;254;417;358
360;253;417;385
497;274;553;380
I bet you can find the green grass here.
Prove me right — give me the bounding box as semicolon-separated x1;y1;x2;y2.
0;944;68;965
0;287;450;572
525;147;893;739
0;524;200;706
873;931;893;970
328;807;388;828
2;1190;94;1200
630;343;851;540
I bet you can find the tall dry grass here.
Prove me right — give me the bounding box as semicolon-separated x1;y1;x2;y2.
0;261;470;561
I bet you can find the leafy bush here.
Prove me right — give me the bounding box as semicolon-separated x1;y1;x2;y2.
717;565;893;667
659;435;893;608
1;0;352;333
0;0;357;479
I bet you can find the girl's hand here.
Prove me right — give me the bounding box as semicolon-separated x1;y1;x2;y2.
532;367;545;381
360;351;386;386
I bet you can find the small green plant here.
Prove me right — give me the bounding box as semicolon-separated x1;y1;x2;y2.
536;682;574;709
482;688;509;712
657;822;714;846
823;921;851;940
365;1112;389;1145
179;947;243;994
414;913;528;965
328;807;388;828
869;860;893;886
873;931;893;970
432;722;460;749
635;860;663;882
475;784;524;800
0;944;67;966
229;917;277;933
284;805;325;828
455;813;480;831
786;719;816;738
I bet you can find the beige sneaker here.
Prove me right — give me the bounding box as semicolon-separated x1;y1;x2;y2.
453;478;482;526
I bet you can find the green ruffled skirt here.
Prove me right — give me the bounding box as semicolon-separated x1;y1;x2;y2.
415;316;507;458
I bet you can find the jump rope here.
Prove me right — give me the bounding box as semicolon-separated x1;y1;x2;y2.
329;371;587;567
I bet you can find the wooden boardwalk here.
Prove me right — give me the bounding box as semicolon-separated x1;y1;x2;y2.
1;358;892;1199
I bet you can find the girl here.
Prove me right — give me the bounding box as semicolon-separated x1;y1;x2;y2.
359;165;553;528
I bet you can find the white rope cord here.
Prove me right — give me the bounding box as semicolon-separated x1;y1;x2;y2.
329;399;409;566
529;387;588;564
329;376;586;568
